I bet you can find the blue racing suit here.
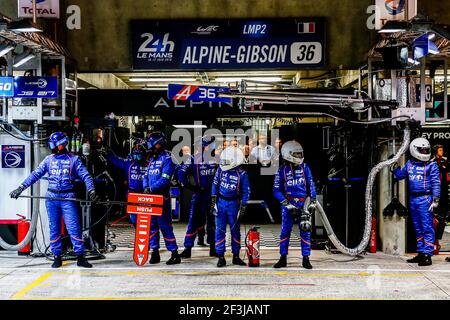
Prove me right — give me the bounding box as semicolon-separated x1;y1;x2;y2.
107;153;148;225
394;160;440;255
273;163;317;257
143;150;178;252
21;152;95;256
211;167;251;256
178;154;217;248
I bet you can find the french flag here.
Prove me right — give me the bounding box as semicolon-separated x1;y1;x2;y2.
298;22;316;34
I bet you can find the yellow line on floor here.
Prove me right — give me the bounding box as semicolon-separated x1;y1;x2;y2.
11;272;54;300
48;270;423;277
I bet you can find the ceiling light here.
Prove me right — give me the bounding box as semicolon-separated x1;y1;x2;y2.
428;33;436;40
378;20;408;33
0;44;14;58
129;77;197;82
13;52;36;67
173;124;207;129
8;19;43;33
214;76;283;83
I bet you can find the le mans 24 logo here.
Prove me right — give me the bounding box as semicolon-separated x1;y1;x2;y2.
137;33;175;63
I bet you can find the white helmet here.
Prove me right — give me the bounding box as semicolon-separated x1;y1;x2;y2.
220;147;244;171
281;140;304;165
410;138;431;162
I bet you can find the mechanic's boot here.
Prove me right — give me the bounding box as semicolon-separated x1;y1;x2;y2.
407;253;423;263
180;248;192;259
166;251;181;265
149;249;161;264
51;256;62;269
418;254;432;267
273;255;287;269
197;235;206;246
77;255;93;268
302;256;313;270
232;254;246;266
217;255;226;268
209;244;217;257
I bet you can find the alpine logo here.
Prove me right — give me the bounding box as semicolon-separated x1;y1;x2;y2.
4;152;22;168
191;25;219;35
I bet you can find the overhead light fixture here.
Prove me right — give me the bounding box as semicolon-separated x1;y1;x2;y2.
8;19;43;33
378;20;408;33
13;51;36;67
129;77;197;82
173;124;208;129
214;76;283;82
0;44;14;58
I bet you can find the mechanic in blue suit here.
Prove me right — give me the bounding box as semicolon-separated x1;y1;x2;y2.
106;140;148;225
10;132;98;269
273;140;316;270
179;136;218;258
143;132;181;265
393;137;441;266
211;146;250;268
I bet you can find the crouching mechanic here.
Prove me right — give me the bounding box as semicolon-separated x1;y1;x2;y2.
211;147;250;268
179;136;218;258
144;132;181;265
273;140;316;269
10;132;99;268
106;140;148;226
393;138;440;266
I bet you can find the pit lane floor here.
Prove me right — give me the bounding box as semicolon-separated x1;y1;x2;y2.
1;248;450;300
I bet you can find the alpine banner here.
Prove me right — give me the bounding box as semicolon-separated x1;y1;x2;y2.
168;84;232;103
131;18;326;70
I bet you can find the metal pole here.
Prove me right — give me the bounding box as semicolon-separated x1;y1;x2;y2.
445;59;448;120
32;0;37;24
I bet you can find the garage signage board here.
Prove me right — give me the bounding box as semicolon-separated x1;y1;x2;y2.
1;145;25;169
18;0;60;19
0;77;14;98
131;18;326;70
14;76;58;98
168;84;232;103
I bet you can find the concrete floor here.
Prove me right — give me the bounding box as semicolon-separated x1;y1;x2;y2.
0;248;449;300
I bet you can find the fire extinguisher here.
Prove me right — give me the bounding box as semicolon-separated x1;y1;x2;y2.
433;217;440;255
245;226;260;267
17;214;31;256
369;215;377;253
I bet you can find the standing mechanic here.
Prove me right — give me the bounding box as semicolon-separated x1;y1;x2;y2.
393;138;440;266
211;146;250;268
10;132;99;268
106;140;148;226
178;136;218;258
273;140;316;269
144;132;181;265
431;144;449;253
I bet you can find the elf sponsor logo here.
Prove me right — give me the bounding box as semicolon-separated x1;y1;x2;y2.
221;181;237;190
286;178;305;186
200;168;216;176
136;33;175;62
130;173;144;180
147;168;161;175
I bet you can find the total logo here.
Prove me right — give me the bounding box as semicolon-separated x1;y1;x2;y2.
137;33;175;62
191;25;219;35
384;0;406;16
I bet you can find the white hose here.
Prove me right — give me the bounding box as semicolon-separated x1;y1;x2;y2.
315;126;411;256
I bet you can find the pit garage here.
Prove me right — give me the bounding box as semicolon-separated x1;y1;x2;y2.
0;0;450;303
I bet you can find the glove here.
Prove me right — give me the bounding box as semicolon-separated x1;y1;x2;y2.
429;197;439;212
88;189;99;202
307;199;317;215
237;205;247;221
281;199;296;212
211;196;218;216
10;185;25;199
143;188;151;194
390;162;400;172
